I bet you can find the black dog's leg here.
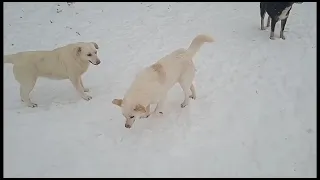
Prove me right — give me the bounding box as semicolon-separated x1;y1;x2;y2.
280;18;288;40
266;16;271;27
260;3;267;30
270;18;278;40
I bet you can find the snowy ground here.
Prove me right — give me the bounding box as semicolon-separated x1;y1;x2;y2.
3;2;317;178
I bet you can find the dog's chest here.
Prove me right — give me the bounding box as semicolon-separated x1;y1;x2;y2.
278;6;292;20
78;63;90;75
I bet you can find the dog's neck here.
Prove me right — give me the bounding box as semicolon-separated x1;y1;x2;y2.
124;96;151;110
75;58;90;75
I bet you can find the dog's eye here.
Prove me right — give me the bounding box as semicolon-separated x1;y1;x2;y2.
87;53;92;56
129;116;135;119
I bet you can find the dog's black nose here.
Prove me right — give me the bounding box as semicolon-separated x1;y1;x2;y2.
95;60;101;65
125;124;131;128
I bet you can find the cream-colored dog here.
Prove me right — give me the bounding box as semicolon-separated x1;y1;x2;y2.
4;42;101;107
112;34;214;128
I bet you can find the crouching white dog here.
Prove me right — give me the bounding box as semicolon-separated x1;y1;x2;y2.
112;34;214;129
4;42;101;107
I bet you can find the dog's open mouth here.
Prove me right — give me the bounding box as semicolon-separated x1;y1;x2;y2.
89;60;99;65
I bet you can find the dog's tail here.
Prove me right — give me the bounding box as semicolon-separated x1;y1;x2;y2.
4;53;19;64
185;34;214;59
4;52;35;65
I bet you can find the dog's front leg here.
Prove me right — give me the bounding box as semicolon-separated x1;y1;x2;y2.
70;76;92;101
80;77;89;92
155;98;166;115
141;105;151;118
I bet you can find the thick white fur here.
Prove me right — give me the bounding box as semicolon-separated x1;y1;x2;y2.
4;42;101;107
112;34;214;128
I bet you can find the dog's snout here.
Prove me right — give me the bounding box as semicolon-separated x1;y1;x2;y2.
96;59;101;65
125;124;131;128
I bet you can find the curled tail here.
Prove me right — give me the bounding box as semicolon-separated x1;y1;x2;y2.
186;34;214;59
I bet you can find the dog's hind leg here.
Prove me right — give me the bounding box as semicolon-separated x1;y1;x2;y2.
179;81;193;108
179;68;196;108
266;16;271;27
20;85;37;108
189;83;196;100
13;65;38;107
280;18;288;40
260;3;267;30
270;18;278;40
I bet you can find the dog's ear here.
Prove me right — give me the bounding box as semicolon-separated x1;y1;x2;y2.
92;42;99;49
112;99;123;107
134;104;146;113
75;47;82;56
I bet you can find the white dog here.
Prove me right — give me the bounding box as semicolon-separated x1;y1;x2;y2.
4;42;101;107
112;34;214;128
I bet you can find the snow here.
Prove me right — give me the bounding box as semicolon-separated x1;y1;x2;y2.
3;2;316;178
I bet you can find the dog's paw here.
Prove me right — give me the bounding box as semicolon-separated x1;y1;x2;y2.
141;114;150;118
261;27;266;30
270;35;275;40
181;102;188;108
83;95;92;101
158;111;163;115
155;111;164;115
280;35;286;40
27;103;38;108
189;95;196;100
83;88;89;92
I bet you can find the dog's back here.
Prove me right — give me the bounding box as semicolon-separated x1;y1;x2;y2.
4;51;52;65
3;43;76;65
262;2;294;19
126;35;213;103
260;2;302;40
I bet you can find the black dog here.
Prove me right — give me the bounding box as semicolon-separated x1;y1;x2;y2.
260;2;303;40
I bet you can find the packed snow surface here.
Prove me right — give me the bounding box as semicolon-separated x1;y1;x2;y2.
3;2;316;178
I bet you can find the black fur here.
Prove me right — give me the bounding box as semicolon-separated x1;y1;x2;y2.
260;2;303;40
